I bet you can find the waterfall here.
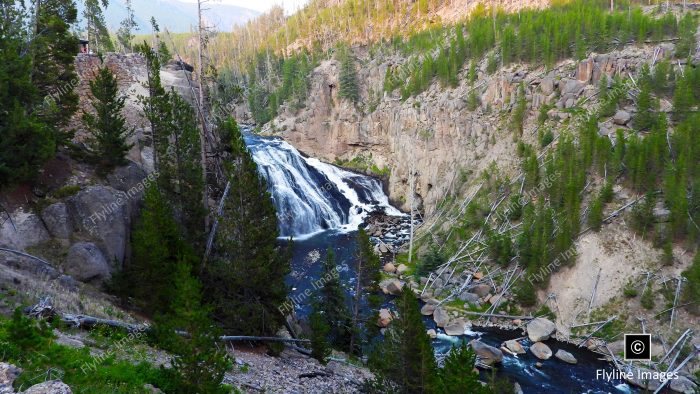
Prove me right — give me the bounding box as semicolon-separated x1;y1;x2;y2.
244;133;402;239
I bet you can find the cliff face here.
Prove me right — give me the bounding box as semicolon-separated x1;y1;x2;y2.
261;44;668;214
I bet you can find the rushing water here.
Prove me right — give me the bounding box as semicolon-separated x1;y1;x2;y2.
244;131;637;394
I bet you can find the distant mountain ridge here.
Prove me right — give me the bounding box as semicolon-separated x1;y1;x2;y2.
77;0;259;34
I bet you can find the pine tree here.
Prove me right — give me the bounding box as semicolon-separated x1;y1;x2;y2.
316;248;352;352
676;13;697;59
82;66;133;173
83;0;114;53
338;47;359;103
368;289;437;393
116;0;137;52
438;342;491;394
0;0;55;185
682;251;700;308
155;262;229;394
588;195;603;232
205;117;290;336
349;228;382;354
308;308;331;364
634;66;658;131
511;84;527;136
672;72;694;123
32;0;80;140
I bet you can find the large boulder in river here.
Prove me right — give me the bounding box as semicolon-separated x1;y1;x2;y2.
67;186;130;266
554;349;577;364
420;303;436;316
504;339;526;354
530;342;552;360
64;242;111;283
470;340;503;365
527;318;557;342
433;307;450;328
444;318;470;336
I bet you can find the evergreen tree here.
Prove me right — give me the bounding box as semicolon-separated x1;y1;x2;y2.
205;117;290;336
338;47;359;103
682;251;700;308
588;195;604;232
368;289;437;393
82;66;133;173
308;308;331;364
83;0;114;53
634;66;658;131
417;245;444;276
349;228;382;353
156;262;229;394
676;13;697;59
438;342;491;394
316;248;352;352
672;72;694;123
511;84;527;136
0;0;55;185
116;0;137;52
32;0;80;140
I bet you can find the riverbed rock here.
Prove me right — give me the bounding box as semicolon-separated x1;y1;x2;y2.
64;242;111;283
514;382;524;394
444;318;470;336
383;263;396;273
426;329;437;339
530;342;553;360
554;349;577;364
377;309;393;328
458;291;480;303
469;340;503;365
504;339;526;354
670;375;698;394
613;110;631;125
379;279;403;295
527;317;557;342
23;380;73;394
471;284;491;297
433;307;450;327
396;264;408;275
420;303;436;316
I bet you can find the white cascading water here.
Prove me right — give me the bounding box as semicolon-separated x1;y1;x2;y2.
244;133;402;239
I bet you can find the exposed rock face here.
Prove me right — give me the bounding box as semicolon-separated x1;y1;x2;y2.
23;380;73;394
41;203;73;240
527;318;557;342
470;340;503;365
530;342;552;360
554;349;577;364
66;186;130;267
64;242;111;283
0;210;50;251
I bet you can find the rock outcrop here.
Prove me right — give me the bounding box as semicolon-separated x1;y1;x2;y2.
470;340;503;365
527;318;556;342
64;242;111;283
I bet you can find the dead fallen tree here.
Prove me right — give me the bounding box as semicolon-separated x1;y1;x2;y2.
25;297;310;345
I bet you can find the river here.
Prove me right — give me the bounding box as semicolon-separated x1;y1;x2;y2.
244;131;636;394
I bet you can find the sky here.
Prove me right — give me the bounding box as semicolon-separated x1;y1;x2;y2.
180;0;309;14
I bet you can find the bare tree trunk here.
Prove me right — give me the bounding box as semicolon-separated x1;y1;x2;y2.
197;0;210;231
349;257;363;353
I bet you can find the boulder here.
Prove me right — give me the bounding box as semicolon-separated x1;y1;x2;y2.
540;77;555;95
0;362;21;393
106;161;148;193
433;307;450;328
670;375;698;394
444;318;470;336
41;202;73;239
458;291;480;304
0;211;50;250
64;242;111;283
383;263;396;273
527;318;557;342
504;339;526;354
554;349;577;364
23;380;73;394
530;342;552;360
560;79;584;96
576;58;594;83
489;294;502;306
613;110;631;125
471;284;491;297
67;186;130;267
420;303;436;316
514;382;523;394
426;329;437;339
469;340;503;365
473;272;484;280
396;264;408;275
379;279;403;295
377;309;393;328
625;367;662;391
